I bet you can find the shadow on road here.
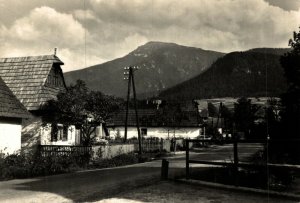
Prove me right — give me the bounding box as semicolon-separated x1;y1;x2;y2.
1;144;264;202
10;163;185;202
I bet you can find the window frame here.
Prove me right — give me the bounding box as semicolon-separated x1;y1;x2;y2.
51;123;68;142
141;128;147;136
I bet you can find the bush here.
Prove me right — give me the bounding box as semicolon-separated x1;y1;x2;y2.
0;147;161;180
93;138;109;146
90;153;139;168
0;149;92;180
0;154;31;179
249;149;295;190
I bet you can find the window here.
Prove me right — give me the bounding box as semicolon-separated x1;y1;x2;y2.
141;128;147;136
54;73;58;86
51;124;68;141
47;75;52;85
47;68;62;87
54;69;61;87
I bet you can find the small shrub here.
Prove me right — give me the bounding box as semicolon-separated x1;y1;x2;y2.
93;138;109;146
249;149;295;190
91;153;139;168
0;148;93;180
0;154;30;179
0;147;161;180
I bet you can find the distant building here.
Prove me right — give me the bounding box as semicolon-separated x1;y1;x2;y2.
107;106;201;139
0;76;31;154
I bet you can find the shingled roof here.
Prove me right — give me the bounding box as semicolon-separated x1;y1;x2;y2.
108;109;157;127
107;108;200;127
0;55;66;111
0;76;30;119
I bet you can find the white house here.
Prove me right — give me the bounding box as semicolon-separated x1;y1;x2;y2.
39;123;106;146
0;55;77;149
107;108;201;140
0;76;31;154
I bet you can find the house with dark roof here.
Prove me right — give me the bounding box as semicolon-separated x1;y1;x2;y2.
0;55;66;111
0;55;79;149
0;76;31;154
107;106;201;139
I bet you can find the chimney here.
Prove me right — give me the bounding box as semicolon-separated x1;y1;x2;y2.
54;48;57;56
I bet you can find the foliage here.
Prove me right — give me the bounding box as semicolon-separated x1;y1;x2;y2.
0;154;31;179
156;101;184;127
207;102;218;117
280;28;300;138
233;97;260;139
220;104;234;132
0;148;141;180
272;27;300;163
189;165;294;191
207;102;234;136
155;101;186;138
248;150;295;190
93;138;109;146
262;98;281;139
42;80;122;146
90;153;139;168
0;151;85;180
160;51;288;100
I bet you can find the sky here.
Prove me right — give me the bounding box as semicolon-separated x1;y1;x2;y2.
0;0;299;72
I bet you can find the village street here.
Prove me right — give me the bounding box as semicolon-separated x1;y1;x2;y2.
0;143;294;203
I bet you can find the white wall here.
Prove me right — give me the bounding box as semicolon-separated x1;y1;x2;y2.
21;115;43;151
0;123;22;154
92;144;135;159
108;126;200;139
40;124;104;146
40;124;77;145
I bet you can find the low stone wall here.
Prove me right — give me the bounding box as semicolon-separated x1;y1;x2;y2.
92;144;135;159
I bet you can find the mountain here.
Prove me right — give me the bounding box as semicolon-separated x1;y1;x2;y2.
64;41;224;98
159;48;290;100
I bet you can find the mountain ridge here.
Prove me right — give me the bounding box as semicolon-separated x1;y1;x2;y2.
64;41;225;98
159;49;289;100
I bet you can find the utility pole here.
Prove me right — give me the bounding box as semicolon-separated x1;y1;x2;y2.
124;67;132;143
216;102;222;129
124;66;142;155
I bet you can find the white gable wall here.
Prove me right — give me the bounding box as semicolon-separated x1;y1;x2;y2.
0;122;22;154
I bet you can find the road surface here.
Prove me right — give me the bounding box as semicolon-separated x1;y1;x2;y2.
189;143;264;162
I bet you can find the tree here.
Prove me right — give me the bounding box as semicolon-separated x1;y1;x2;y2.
220;104;234;134
233;97;260;139
156;101;185;139
42;80;122;146
277;27;300;162
280;28;300;138
208;102;218;117
265;98;281;138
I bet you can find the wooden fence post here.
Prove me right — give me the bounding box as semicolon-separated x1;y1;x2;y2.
161;159;169;180
186;139;190;179
233;139;239;186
